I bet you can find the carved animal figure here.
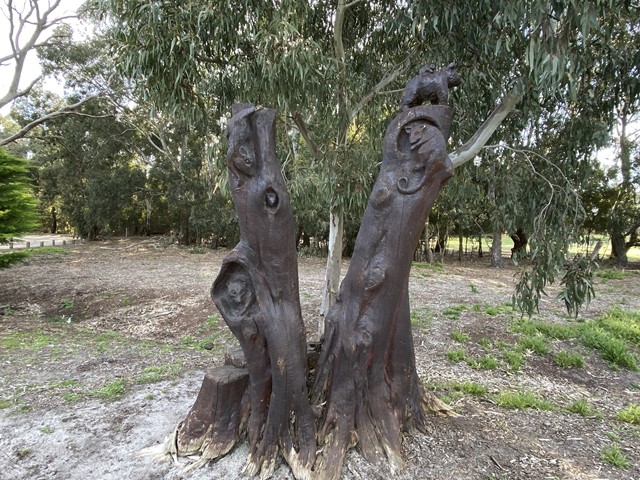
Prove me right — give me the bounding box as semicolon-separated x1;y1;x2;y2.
399;63;461;110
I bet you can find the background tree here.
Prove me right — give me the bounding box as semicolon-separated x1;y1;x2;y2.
0;148;39;242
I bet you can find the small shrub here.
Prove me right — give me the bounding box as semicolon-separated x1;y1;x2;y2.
554;350;585;368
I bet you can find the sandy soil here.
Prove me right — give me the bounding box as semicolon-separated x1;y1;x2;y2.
0;237;638;480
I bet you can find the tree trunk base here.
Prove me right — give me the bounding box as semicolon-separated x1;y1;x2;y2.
164;365;250;471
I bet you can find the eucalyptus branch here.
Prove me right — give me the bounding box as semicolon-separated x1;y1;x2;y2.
449;91;520;168
291;112;321;162
0;94;101;146
349;57;412;120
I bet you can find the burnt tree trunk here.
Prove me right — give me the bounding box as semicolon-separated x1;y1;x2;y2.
172;105;316;479
172;65;459;480
311;105;455;480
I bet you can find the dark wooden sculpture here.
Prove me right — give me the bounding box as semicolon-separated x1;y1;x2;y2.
168;66;459;480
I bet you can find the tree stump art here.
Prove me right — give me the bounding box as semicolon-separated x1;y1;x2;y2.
167;66;460;480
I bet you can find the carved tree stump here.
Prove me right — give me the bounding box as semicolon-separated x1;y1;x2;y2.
311;105;455;480
176;105;315;479
171;66;459;480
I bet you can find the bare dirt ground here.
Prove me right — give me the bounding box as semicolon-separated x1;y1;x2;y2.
1;237;638;480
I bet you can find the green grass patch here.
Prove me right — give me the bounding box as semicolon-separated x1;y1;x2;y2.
579;326;637;370
442;304;468;320
0;397;18;409
517;335;550;355
469;355;499;370
31;247;66;255
473;302;514;316
602;444;630;469
450;381;487;396
412;261;444;271
91;379;126;400
554;350;585;368
478;337;492;350
598;308;640;346
502;349;525;372
617;403;640;424
451;330;470;343
62;392;81;403
596;268;628;281
16;448;32;459
446;348;466;362
410;308;431;329
494;390;554;410
509;309;639;371
135;364;182;384
566;399;597;417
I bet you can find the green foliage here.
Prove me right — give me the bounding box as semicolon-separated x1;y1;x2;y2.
450;381;487;396
557;254;597;318
0;149;39;242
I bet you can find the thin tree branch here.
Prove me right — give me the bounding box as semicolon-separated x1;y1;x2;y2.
0;94;101;146
349;57;411;120
449;91;520;168
291;112;321;161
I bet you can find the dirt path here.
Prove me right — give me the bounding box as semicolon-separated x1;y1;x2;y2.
1;238;638;479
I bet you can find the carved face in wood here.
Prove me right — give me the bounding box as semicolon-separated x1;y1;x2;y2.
225;271;254;316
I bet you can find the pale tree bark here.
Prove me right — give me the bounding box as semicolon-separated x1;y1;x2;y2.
0;0;75;110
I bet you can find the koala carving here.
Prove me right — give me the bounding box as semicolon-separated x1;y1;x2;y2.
399;63;461;110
